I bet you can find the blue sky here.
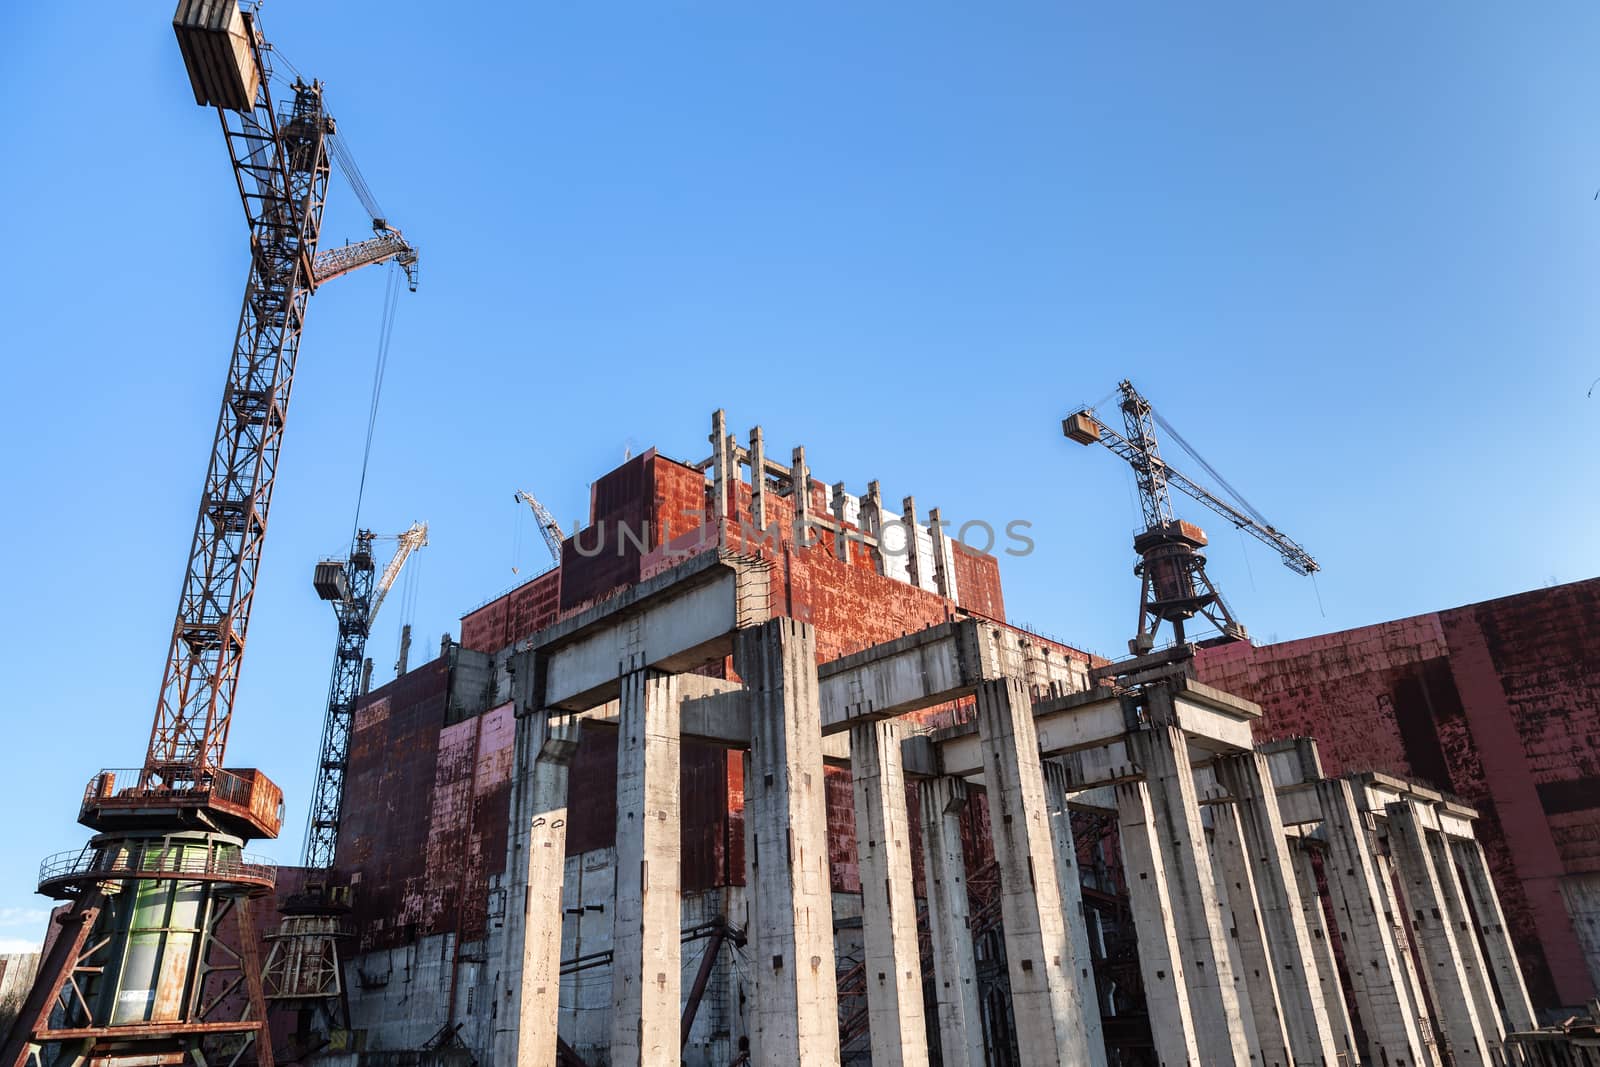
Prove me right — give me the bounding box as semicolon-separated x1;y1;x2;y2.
1;1;1598;950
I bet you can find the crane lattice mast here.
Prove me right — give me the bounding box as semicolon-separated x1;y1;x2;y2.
1;8;418;1067
1064;379;1318;656
303;523;428;869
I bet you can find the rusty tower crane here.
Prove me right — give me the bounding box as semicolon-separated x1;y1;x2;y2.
1064;380;1318;656
1;6;417;1067
514;488;567;570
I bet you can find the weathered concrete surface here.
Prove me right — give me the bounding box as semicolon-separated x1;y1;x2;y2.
848;717;928;1065
1315;778;1437;1067
609;669;684;1066
975;676;1097;1064
737;619;842;1066
1126;722;1249;1067
1213;751;1340;1066
1042;760;1108;1067
1451;836;1538;1032
919;776;985;1067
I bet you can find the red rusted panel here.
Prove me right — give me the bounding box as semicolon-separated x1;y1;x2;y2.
826;767;859;894
951;543;1006;622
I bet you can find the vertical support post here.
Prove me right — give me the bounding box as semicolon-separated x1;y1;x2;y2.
1208;800;1281;1065
790;448;813;549
901;496;926;590
735;619;841;1067
1125;719;1250;1067
849;718;928;1065
859;481;886;575
974;676;1095;1064
495;708;579;1067
1385;801;1495;1066
710;409;730;541
832;482;852;565
1115;777;1203;1066
927;506;952;598
609;670;682;1066
1315;779;1438;1067
1041;761;1108;1067
749;426;768;537
1289;844;1361;1067
1213;752;1341;1066
1449;836;1538;1032
918;776;985;1067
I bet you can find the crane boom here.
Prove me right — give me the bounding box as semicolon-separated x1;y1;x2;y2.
304;523;428;869
313;226;419;290
515;488;566;566
368;521;430;625
1087;414;1319;576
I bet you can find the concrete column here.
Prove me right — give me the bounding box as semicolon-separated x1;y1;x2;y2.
1449;837;1538;1032
1288;845;1361;1067
1115;778;1203;1067
1125;723;1250;1067
749;426;768;535
859;480;886;576
849;718;928;1065
1214;752;1341;1066
609;670;682;1066
495;709;579;1067
901;495;927;590
711;408;731;537
918;776;985;1067
1041;761;1108;1067
735;618;841;1067
1385;801;1494;1066
927;506;952;598
790;447;813;547
1315;779;1437;1067
832;482;853;564
974;675;1096;1064
1208;801;1282;1065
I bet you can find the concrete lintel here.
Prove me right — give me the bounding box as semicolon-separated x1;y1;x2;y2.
1259;737;1324;790
816;619;992;733
588;679;747;748
528;552;767;712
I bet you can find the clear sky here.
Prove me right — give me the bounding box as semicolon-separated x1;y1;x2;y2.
1;2;1598;951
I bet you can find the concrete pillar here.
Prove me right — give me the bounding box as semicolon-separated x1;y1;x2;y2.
974;675;1097;1064
1315;779;1437;1067
859;480;886;576
927;506;952;598
495;709;579;1067
1288;844;1361;1067
749;426;768;535
735;619;841;1067
1041;761;1108;1067
1213;752;1341;1066
901;495;927;590
849;717;928;1065
609;670;682;1066
711;408;731;537
1115;777;1203;1067
790;447;813;547
832;482;852;564
1385;800;1494;1066
918;776;985;1067
1449;836;1538;1032
1208;800;1282;1065
1125;723;1250;1067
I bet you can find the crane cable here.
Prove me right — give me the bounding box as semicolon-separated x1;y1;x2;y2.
351;261;403;539
1149;407;1275;531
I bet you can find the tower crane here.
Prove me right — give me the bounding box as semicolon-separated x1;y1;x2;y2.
515;488;567;569
1063;380;1318;656
304;522;428;869
2;7;417;1067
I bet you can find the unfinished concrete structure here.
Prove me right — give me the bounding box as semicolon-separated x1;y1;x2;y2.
192;410;1572;1067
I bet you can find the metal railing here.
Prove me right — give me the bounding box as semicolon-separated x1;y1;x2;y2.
38;841;276;891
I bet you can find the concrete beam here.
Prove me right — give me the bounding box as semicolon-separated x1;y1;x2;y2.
525;551;767;712
816;620;990;733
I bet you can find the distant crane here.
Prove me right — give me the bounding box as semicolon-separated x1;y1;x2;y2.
1064;380;1318;656
0;7;416;1067
304;521;428;869
515;488;566;570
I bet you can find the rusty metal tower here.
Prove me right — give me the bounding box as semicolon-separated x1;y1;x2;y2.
1;7;416;1067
